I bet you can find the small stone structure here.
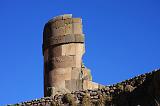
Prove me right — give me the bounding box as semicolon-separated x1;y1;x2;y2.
42;14;101;96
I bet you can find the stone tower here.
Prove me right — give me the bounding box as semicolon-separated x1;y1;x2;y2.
42;14;99;96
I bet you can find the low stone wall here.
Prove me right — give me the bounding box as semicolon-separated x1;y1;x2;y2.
8;69;160;106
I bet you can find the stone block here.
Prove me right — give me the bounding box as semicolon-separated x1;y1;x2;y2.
50;67;71;78
59;27;66;35
49;34;84;46
55;27;62;36
61;42;84;56
65;34;75;43
50;80;65;88
53;27;65;36
57;20;65;28
52;27;58;36
75;34;84;42
72;80;80;91
47;68;72;87
75;43;84;55
62;43;76;56
52;20;65;29
74;55;82;68
51;46;62;57
71;68;81;79
74;44;84;68
65;24;72;35
50;35;65;45
65;79;83;91
52;56;76;68
64;18;72;25
64;68;72;80
73;23;82;34
65;80;71;91
72;18;82;23
52;68;66;75
49;70;65;87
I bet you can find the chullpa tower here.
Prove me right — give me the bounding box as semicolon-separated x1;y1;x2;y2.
42;14;99;96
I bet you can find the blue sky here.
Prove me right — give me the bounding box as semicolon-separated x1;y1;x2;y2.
0;0;160;105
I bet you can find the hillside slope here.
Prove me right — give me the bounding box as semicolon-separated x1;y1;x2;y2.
9;69;160;106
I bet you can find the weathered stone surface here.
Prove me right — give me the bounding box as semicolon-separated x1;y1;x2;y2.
61;43;76;56
52;19;65;28
73;23;82;34
71;68;81;79
64;18;73;25
72;18;82;23
49;34;84;46
65;24;72;35
51;56;75;68
50;46;62;57
43;49;48;62
65;79;83;91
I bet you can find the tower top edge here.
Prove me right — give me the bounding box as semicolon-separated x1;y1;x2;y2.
48;14;73;23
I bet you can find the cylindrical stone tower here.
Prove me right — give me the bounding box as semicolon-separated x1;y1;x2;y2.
42;14;93;96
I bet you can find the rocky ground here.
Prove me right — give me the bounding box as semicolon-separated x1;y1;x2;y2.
8;69;160;106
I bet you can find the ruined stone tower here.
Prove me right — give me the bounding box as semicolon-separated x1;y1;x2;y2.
42;14;99;96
